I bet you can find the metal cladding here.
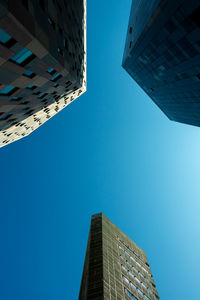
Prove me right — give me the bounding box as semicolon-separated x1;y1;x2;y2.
123;0;200;127
79;213;159;300
0;0;86;147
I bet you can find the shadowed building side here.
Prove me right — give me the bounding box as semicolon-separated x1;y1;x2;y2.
79;213;159;300
0;0;86;147
123;0;200;127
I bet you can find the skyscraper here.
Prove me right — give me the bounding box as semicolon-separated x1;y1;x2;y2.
0;0;86;147
123;0;200;127
79;213;159;300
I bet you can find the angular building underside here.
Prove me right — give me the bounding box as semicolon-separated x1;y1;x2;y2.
79;213;159;300
123;0;200;127
0;0;86;147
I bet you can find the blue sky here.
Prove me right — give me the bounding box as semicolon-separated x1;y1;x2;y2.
1;1;200;299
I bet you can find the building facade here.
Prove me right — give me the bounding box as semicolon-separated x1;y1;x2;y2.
123;0;200;127
0;0;86;147
79;213;159;300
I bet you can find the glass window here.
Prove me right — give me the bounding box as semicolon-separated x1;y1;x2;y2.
27;84;36;90
48;17;55;29
141;282;147;290
38;92;47;99
125;288;138;300
33;90;40;95
11;96;22;101
0;85;16;95
130;282;137;290
125;251;130;258
123;276;129;284
147;287;153;295
23;70;35;78
121;265;128;272
130;272;135;279
137;288;143;296
0;28;12;44
48;67;55;75
133;266;138;274
51;73;61;82
0;113;11;120
48;17;52;25
10;47;33;65
134;277;140;284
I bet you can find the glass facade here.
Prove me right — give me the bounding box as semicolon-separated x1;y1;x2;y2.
123;0;200;127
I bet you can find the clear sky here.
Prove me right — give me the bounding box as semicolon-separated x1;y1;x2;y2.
1;1;200;299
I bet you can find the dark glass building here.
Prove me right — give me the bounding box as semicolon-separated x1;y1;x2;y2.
123;0;200;127
79;213;159;300
0;0;86;147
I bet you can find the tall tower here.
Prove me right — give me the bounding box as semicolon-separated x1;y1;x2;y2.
79;213;159;300
123;0;200;127
0;0;86;147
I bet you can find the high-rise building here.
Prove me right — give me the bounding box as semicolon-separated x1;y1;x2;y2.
123;0;200;127
79;213;159;300
0;0;86;147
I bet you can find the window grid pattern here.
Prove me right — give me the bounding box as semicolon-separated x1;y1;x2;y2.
79;213;159;300
123;0;200;127
0;0;86;147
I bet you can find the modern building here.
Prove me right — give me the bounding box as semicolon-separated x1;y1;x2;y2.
79;213;159;300
0;0;86;148
123;0;200;127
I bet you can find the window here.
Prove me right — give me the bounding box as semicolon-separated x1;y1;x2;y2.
0;28;11;44
10;47;34;66
33;90;40;95
48;16;55;29
0;85;17;96
130;282;137;291
64;38;68;50
27;84;36;90
124;288;138;300
51;73;62;82
23;70;35;78
57;47;63;56
121;265;127;272
38;92;47;99
123;276;129;284
11;96;22;101
0;113;12;120
66;80;72;87
129;27;133;34
47;67;56;75
134;277;140;284
141;282;147;290
128;271;134;278
0;28;15;48
137;289;143;296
